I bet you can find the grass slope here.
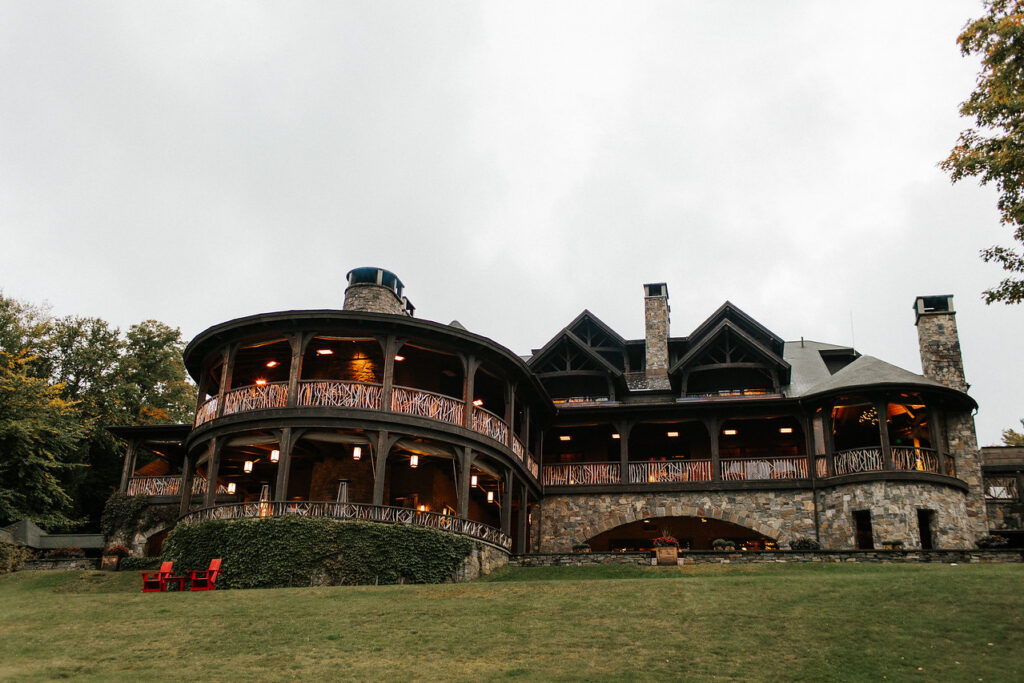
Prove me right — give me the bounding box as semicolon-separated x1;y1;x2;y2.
0;563;1021;681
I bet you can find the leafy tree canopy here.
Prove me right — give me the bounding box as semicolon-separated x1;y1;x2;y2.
943;0;1024;304
0;292;195;530
1003;419;1024;446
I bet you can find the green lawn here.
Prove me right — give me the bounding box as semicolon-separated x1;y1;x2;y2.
1;563;1021;681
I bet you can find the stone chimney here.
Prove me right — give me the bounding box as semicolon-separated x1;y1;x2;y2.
344;267;414;316
913;295;967;393
644;283;671;390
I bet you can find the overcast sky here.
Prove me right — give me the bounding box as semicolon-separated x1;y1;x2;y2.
1;2;1021;444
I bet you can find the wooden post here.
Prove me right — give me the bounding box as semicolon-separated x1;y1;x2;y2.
705;418;721;481
119;439;139;491
203;439;222;507
804;417;816;482
615;421;632;484
215;345;237;418
274;428;294;502
380;336;399;412
876;400;893;471
372;431;399;506
178;453;194;517
522;405;531;443
462;355;479;429
518;483;529;554
457;447;472;518
504;382;516;447
500;469;513;535
285;334;308;407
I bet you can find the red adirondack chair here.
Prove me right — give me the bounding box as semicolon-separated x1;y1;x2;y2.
140;561;184;593
189;558;222;591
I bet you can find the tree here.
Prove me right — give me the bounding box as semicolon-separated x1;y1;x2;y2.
0;351;85;528
1004;419;1024;446
942;0;1024;304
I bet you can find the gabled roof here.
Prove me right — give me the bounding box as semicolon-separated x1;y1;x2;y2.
564;309;626;348
802;355;956;398
668;318;790;379
686;301;785;355
528;329;624;377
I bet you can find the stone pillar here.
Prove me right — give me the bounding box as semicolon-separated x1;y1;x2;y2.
643;283;671;391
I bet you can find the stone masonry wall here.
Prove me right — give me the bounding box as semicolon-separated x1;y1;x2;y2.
945;411;990;540
535;491;818;553
343;284;405;315
916;312;968;393
817;482;974;549
454;542;509;581
643;293;671;390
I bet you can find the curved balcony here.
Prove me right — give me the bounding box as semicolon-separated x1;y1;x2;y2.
178;501;511;550
126;476;226;497
192;380;538;479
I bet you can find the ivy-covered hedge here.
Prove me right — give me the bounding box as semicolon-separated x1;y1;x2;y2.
161;517;476;589
101;492;148;539
0;541;32;574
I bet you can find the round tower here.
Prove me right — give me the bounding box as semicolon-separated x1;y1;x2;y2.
343;267;415;316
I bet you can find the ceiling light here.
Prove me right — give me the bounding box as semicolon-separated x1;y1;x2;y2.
487;491;494;502
352;446;362;461
667;431;679;438
723;429;737;436
471;475;478;487
394;355;405;361
779;427;793;434
316;348;333;355
559;435;571;442
255;378;267;386
265;361;279;368
410;455;419;468
244;460;253;473
270;449;280;463
472;399;484;407
227;482;236;494
611;433;620;439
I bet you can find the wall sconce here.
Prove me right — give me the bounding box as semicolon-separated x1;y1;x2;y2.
352;446;362;461
471;475;478;487
394;355;405;361
667;431;679;438
227;482;236;494
723;429;737;436
487;491;494;502
472;399;484;407
243;460;254;473
410;455;419;468
270;449;280;463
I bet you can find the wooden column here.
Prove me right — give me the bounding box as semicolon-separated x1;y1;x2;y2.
876;400;893;471
804;417;817;482
380;336;399;412
457;447;473;518
274;428;295;502
462;355;480;429
119;439;140;491
372;431;399;506
178;453;195;517
705;418;721;481
203;439;222;507
822;409;836;477
215;345;237;418
504;382;516;446
518;483;529;554
501;469;513;535
285;334;309;407
522;405;531;443
614;421;632;484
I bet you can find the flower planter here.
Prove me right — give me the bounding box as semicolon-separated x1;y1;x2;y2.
655;546;678;566
100;555;120;571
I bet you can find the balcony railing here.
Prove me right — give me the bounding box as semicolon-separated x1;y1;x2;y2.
473;406;509;445
126;476;225;497
222;382;288;416
833;447;885;475
721;456;808;481
891;447;941;474
178;501;511;550
543;462;621;486
391;385;463;426
984;476;1019;501
194;397;218;427
629;460;712;483
815;456;828;478
300;380;383;410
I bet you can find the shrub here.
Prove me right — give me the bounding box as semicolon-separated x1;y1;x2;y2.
571;542;591;552
0;541;32;574
789;538;821;551
119;556;163;572
977;534;1009;549
42;547;85;559
711;538;735;550
106;545;131;558
161;516;477;588
101;492;147;539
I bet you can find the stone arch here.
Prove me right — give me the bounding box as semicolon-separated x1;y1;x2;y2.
580;501;783;545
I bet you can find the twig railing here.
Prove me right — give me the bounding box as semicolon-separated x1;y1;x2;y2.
629;460;713;483
542;462;621;486
721;456;808;481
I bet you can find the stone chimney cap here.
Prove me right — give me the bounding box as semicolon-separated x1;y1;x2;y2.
913;295;955;325
644;283;668;298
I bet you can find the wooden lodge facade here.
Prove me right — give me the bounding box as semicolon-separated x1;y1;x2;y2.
114;268;995;557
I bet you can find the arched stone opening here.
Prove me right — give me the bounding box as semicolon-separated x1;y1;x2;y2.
586;515;777;551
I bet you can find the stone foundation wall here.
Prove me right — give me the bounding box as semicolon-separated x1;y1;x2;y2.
454;542;509;581
22;558;99;571
516;549;1022;566
817;482;974;549
535;491;818;553
987;502;1024;531
945;411;989;539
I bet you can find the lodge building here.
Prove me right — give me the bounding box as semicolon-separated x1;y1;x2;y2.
114;267;999;557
